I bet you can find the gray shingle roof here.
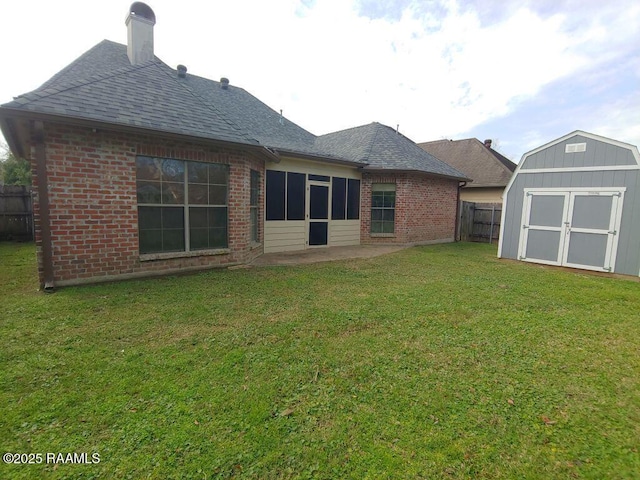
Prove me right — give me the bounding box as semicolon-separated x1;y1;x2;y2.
418;138;516;187
1;40;467;180
317;123;468;179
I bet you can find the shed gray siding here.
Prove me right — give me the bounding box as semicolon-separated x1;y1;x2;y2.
499;131;640;276
522;135;637;169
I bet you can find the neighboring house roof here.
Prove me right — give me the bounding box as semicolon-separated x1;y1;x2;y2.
317;123;468;179
418;138;516;188
1;40;467;181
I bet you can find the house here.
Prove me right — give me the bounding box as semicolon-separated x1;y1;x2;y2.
498;130;640;277
418;138;516;203
0;2;467;289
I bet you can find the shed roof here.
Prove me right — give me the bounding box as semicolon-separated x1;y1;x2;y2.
418;138;516;187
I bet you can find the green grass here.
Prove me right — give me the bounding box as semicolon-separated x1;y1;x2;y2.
1;242;639;479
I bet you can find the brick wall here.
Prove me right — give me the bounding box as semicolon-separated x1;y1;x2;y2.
30;122;264;287
360;172;458;245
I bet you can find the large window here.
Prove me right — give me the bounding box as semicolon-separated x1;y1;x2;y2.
136;156;229;254
371;184;395;234
250;170;260;243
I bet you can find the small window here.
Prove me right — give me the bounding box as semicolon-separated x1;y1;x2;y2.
250;170;260;243
371;184;395;234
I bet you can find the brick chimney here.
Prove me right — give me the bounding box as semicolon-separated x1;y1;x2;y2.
484;139;492;149
126;2;156;65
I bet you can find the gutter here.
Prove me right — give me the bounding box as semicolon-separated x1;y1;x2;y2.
33;120;55;292
0;107;280;161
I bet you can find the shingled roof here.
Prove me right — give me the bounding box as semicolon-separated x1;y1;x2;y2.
418;138;516;187
317;123;468;179
1;38;467;181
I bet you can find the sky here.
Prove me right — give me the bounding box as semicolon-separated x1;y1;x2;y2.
0;0;638;162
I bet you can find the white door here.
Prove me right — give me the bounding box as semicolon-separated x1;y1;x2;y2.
518;189;624;272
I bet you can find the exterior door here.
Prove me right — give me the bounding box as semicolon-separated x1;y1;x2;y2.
519;189;624;272
308;183;329;246
562;192;623;271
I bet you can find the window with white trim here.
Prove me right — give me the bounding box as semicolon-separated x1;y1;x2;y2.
371;183;395;234
136;156;228;254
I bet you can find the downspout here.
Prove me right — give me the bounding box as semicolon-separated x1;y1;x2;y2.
455;181;467;241
34;121;55;292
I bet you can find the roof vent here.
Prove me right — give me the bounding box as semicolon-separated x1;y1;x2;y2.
220;77;229;90
484;139;492;148
565;142;586;153
177;65;187;78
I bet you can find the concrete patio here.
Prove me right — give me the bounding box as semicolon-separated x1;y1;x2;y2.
250;244;409;267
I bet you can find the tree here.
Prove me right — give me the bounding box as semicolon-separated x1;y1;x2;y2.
0;142;31;186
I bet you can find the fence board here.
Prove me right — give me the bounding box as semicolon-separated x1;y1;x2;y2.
0;185;33;241
460;201;502;244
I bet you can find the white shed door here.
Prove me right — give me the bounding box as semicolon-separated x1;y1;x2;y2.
518;189;624;272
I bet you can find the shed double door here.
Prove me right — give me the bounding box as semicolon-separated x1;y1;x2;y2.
518;189;624;272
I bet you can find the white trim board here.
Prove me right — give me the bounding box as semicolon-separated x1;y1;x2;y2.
518;165;639;174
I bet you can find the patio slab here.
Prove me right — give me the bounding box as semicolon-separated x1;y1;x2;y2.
250;245;409;267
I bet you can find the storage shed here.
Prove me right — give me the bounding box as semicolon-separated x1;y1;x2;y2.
498;131;640;276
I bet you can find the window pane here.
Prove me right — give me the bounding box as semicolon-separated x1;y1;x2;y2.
208;207;227;228
138;206;161;229
163;229;185;251
250;208;258;242
137;181;161;204
347;179;360;220
382;221;395;234
188;162;209;183
372;192;384;208
161;159;184;182
189;228;209;250
383;192;396;208
266;170;285;220
136;156;161;181
287;172;306;221
209;227;228;248
371;221;382;234
188;184;208;204
332;177;346;220
139;229;163;254
162;182;184;204
371;209;382;221
189;207;208;228
209;185;227;205
209;164;229;185
163;207;184;229
250;170;260;206
382;209;395;222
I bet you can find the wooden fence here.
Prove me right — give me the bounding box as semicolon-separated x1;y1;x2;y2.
0;185;33;241
459;202;502;244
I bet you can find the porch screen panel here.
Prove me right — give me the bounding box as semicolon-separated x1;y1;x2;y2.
347;179;360;220
287;172;306;221
266;170;286;220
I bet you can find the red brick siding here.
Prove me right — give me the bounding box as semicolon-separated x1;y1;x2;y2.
29;123;264;286
360;172;458;244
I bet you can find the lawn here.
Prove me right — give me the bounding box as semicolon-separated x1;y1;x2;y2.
1;242;639;479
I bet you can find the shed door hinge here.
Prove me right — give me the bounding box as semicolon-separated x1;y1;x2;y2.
608;230;617;235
